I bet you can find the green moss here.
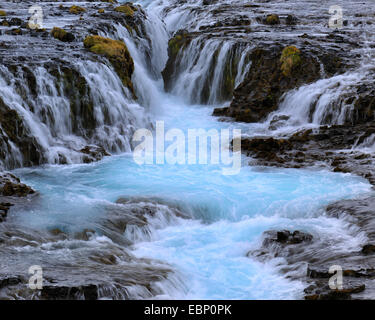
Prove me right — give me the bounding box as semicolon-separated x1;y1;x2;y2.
84;35;126;57
280;46;301;76
114;5;135;16
83;35;135;95
51;27;74;42
265;14;280;25
0;10;6;17
168;35;184;56
69;5;86;14
51;27;67;39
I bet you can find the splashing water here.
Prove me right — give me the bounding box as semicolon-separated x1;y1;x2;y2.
2;0;375;299
13;92;372;299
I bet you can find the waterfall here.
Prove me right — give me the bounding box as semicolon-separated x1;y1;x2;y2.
164;37;253;104
0;58;150;169
0;3;173;169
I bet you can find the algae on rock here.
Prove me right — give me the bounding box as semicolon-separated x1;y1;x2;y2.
83;35;135;97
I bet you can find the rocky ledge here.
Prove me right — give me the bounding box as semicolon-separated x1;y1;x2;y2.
249;224;375;300
0;0;153;169
0;172;35;223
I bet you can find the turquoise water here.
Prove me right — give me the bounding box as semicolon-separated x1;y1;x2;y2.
13;93;372;299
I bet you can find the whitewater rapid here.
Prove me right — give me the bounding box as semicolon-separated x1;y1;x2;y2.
13;90;372;299
3;0;375;299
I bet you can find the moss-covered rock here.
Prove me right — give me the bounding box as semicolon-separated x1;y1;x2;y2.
213;45;321;123
98;9;105;14
114;4;136;16
265;14;280;25
280;46;301;76
51;27;75;42
83;35;135;96
162;31;192;92
168;34;186;56
0;10;6;17
69;5;86;14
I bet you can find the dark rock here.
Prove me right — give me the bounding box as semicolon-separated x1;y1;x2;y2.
41;284;98;300
80;145;110;163
0;172;35;197
305;290;351;300
0;276;23;289
362;244;375;255
264;14;280;25
51;27;75;42
286;14;298;25
213;45;321;122
274;230;313;245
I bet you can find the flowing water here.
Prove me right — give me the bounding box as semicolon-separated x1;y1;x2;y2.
1;0;375;299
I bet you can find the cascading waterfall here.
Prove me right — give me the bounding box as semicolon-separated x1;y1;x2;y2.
1;0;375;300
266;70;369;130
165;38;253;104
0;58;150;168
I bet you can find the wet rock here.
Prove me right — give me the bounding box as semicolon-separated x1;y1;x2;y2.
51;27;75;42
280;46;301;76
41;284;98;300
305;290;352;300
362;244;375;255
162;30;192;92
286;14;298;25
0;172;35;197
213;45;321;122
304;282;365;300
83;35;135;96
80;145;110;163
8;18;22;26
0;275;22;289
0;0;153;169
264;230;313;246
69;5;86;15
0;172;34;222
240;123;375;186
269;115;290;130
114;4;137;17
264;14;280;25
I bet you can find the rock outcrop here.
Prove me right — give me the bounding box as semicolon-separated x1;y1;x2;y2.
83;35;135;96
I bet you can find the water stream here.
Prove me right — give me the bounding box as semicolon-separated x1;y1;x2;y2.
1;0;374;299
